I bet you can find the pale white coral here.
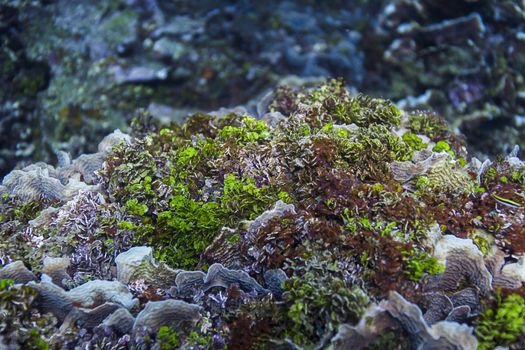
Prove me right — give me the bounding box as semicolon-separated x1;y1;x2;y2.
331;291;478;350
1;130;130;201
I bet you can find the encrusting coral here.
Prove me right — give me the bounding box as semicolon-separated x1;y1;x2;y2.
2;79;525;349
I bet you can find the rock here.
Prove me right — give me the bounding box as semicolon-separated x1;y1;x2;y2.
60;153;106;185
175;271;206;297
64;303;123;329
110;65;168;84
2;167;67;201
433;235;492;295
501;255;525;283
412;13;486;46
28;281;73;322
450;288;479;314
115;246;178;288
384;292;477;350
151;16;203;38
207;106;248;119
2;159;101;201
422;293;454;325
152;38;185;60
331;303;396;349
331;291;478;350
446;306;471;323
247;200;296;233
97;129;131;153
263;269;287;298
390;157;434;183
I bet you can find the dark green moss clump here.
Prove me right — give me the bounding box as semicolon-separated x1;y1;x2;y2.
282;253;369;346
0;279;56;349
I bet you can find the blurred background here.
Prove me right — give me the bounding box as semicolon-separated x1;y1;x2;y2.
1;0;525;177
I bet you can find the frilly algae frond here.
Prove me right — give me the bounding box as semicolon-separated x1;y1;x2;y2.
1;79;525;349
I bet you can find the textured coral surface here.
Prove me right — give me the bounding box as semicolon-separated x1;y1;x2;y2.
2;80;525;349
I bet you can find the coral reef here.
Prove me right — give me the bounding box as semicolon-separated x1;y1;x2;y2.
0;0;381;177
2;0;524;179
364;0;525;158
1;79;525;348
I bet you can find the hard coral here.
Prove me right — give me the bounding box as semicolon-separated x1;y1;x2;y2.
1;79;525;348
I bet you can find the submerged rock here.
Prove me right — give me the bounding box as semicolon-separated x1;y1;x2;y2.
115;246;154;284
203;263;269;294
367;0;525;158
103;307;136;335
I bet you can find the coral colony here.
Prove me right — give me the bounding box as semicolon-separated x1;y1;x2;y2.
2;79;525;349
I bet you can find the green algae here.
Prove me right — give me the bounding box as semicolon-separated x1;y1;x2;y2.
476;292;525;350
0;80;491;275
157;326;181;349
403;250;445;281
402;132;427;153
283;254;370;346
0;279;56;349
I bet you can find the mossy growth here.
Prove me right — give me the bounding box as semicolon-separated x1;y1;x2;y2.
218;115;270;143
282;253;370;346
331;123;413;181
124;169;281;268
406;111;449;141
157;326;181;349
1;79;480;291
433;140;456;157
0;279;56;350
101;103;310;269
0;196;58;265
156;322;215;350
476;292;525;349
221;174;277;223
0;197;47;224
4;77;525;348
402;250;445;281
133;183;223;269
124;198;149;216
472;233;492;256
415;175;431;192
402;132;427;153
96;79;471;284
329;94;402;128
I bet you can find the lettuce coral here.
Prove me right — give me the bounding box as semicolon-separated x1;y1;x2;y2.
1;79;525;348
